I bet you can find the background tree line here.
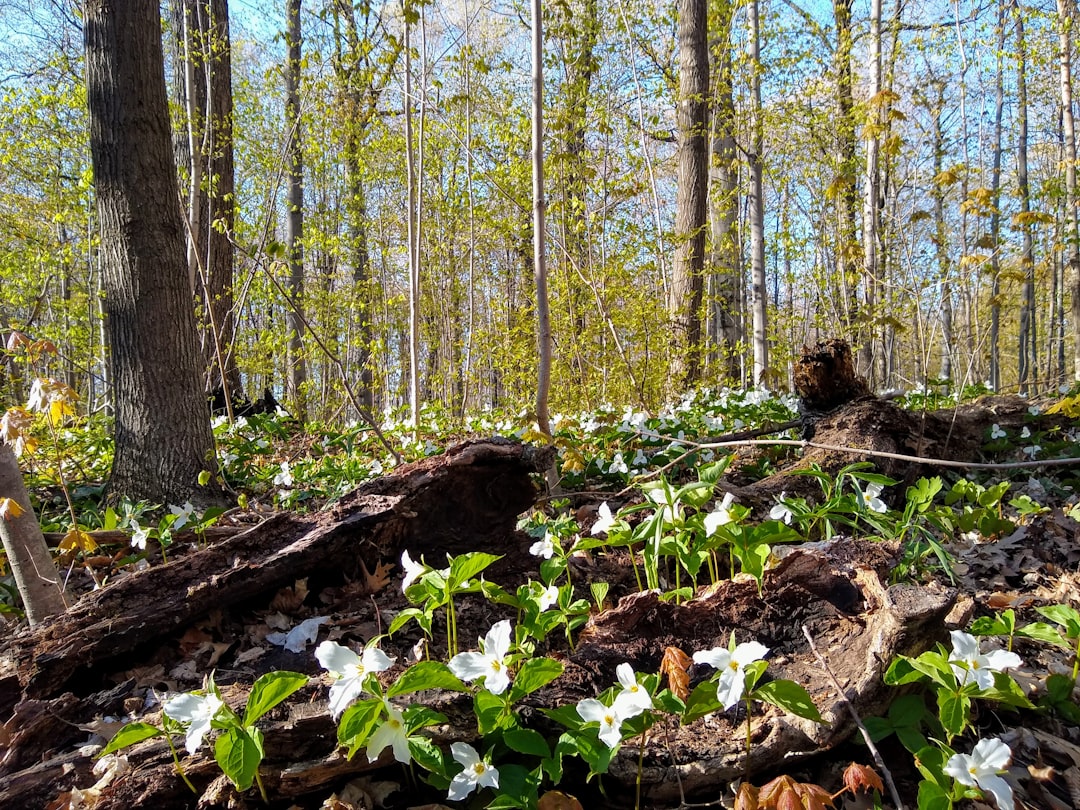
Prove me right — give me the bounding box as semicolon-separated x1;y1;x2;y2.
1;0;1078;431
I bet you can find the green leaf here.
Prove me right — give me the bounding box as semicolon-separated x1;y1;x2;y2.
98;722;163;756
475;689;508;734
408;736;450;778
387;606;427;636
682;680;722;723
540;555;567;584
1016;621;1069;646
754;679;822;722
489;763;538;809
936;691;970;737
510;657;564;701
1037;604;1080;637
562;727;614;777
243;670;308;725
214;725;264;791
388;661;467;697
337;699;383;754
916;780;952;810
504;727;552;758
449;552;502;588
969;610;1014;638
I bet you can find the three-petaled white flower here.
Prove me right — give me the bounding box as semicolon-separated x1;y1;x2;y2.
400;550;426;593
704;493;738;535
529;533;557;559
130;520;150;550
990;424;1007;440
608;453;629;475
947;630;1022;690
857;483;888;513
1022;444;1041;459
943;737;1014;809
315;640;396;719
692;641;769;709
645;487;682;523
1020;426;1031;439
769;493;794;525
447;742;499;801
273;461;293;487
612;663;653;718
448;620;513;695
536;583;560;612
591;502;616;536
169;502;196;530
577;698;626;748
163;691;224;754
367;699;411;764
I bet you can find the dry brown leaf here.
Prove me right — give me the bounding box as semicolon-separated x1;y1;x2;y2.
660;645;693;701
538;791;584;810
842;762;884;794
360;559;394;594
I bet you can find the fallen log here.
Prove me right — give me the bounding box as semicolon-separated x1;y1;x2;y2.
0;439;552;709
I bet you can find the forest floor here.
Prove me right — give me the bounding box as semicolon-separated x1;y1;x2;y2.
3;384;1080;809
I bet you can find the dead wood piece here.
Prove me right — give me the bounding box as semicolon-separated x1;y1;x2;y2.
793;338;871;413
563;539;955;802
0;439;552;706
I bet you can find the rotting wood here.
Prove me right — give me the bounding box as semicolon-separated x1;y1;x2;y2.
0;439;553;708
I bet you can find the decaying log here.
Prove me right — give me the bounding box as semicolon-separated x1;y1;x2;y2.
0;438;551;707
558;538;957;803
793;338;871;412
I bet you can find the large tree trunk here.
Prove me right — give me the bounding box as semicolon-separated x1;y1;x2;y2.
669;0;709;390
989;0;1006;391
832;0;861;347
84;0;216;505
1059;0;1080;382
1015;0;1036;393
747;0;767;384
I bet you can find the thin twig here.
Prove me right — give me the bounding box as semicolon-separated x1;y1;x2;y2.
801;624;906;810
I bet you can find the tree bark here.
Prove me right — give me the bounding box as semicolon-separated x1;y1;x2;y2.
84;0;217;505
532;0;551;437
1059;0;1080;382
1015;0;1036;393
0;445;65;626
747;0;767;384
670;0;709;389
285;0;308;419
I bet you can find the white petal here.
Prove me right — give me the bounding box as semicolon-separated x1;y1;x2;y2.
597;718;624;748
361;646;395;674
327;676;364;719
484;663;511;695
447;771;477;801
616;663;636;690
716;670;746;710
484;620;513;659
975;773;1013;809
972;738;1012;771
315;640;361;676
982;649;1022;672
449;651;492;682
576;698;610;725
477;761;500;790
732;641;769;667
692;647;731;670
943;752;976;787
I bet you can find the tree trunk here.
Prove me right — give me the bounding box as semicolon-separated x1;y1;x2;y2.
707;0;742;382
84;0;217;505
931;81;954;382
532;0;551;437
832;0;861;346
1015;0;1036;393
989;0;1006;391
285;0;308;418
0;445;65;626
860;0;883;385
669;0;709;390
748;0;767;384
1060;0;1080;382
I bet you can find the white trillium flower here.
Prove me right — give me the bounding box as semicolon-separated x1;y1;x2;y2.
529;533;557;559
645;488;682;523
315;641;396;719
448;620;513;695
858;482;888;513
447;742;499;801
1022;444;1041;459
703;493;737;535
943;737;1014;809
591;502;616;536
608;453;629;475
947;630;1022;690
163;691;224;754
693;641;769;709
612;662;653;718
990;424;1007;440
631;449;648;468
577;697;625;748
1020;426;1031;438
367;699;411;764
130;521;150;550
400;550;426;593
537;584;560;612
769;492;794;525
169;501;196;530
273;461;293;487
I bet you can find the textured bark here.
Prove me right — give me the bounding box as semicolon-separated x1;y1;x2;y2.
84;0;216;505
0;445;65;626
708;0;743;382
747;0;767;383
989;0;1006;391
670;0;709;389
285;0;308;418
1015;0;1036;392
1059;0;1080;382
832;0;861;341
